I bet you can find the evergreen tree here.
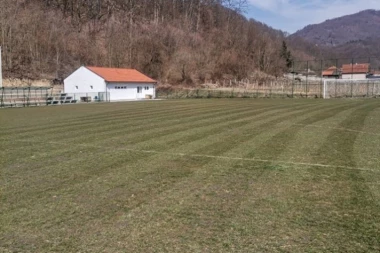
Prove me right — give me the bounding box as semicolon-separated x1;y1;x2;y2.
281;41;293;69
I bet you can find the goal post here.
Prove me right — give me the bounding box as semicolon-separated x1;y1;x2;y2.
323;79;380;99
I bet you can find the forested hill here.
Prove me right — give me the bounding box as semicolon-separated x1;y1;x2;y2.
0;0;318;84
292;10;380;47
291;9;380;60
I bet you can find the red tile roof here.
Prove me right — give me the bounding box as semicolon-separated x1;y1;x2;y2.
341;63;370;74
86;66;156;83
322;66;339;76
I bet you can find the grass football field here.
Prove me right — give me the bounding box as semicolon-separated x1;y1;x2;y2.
1;99;380;252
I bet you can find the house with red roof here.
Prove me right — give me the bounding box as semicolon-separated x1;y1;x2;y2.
322;66;341;79
64;66;157;101
341;63;370;80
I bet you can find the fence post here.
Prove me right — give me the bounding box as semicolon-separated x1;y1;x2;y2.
306;61;309;98
335;59;338;98
320;60;323;98
0;87;3;108
291;61;295;98
22;88;25;107
367;80;369;98
369;57;371;74
28;87;31;107
256;85;259;98
350;81;353;98
373;81;375;97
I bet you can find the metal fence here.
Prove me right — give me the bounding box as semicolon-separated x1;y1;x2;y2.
157;80;380;100
288;57;380;83
323;79;380;98
160;57;380;99
157;82;323;99
0;87;110;108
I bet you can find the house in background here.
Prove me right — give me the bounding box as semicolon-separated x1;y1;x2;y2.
64;66;157;101
368;70;380;79
341;63;370;80
322;66;341;79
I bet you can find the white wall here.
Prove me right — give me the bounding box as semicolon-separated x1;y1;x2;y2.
64;67;156;101
107;83;156;100
342;73;367;80
64;66;106;94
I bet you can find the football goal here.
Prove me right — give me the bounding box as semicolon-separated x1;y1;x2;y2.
323;79;380;99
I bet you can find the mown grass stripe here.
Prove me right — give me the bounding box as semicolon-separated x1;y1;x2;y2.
0;101;252;136
244;102;367;160
293;124;380;137
194;102;349;157
1;103;319;206
1;103;292;178
93;103;314;150
0;102;253;140
0;99;268;131
1;102;337;201
5;102;286;144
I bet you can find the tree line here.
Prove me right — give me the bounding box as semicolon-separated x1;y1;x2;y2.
0;0;298;85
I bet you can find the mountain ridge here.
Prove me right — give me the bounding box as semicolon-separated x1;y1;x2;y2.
292;9;380;47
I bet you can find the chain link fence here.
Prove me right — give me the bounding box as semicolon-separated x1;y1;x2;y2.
158;57;380;99
157;82;322;99
0;87;110;108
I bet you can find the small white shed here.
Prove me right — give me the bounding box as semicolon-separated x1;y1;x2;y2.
64;66;157;101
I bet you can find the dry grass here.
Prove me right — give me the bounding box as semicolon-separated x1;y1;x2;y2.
1;99;380;252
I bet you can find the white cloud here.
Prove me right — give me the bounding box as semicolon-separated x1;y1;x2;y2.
248;0;380;32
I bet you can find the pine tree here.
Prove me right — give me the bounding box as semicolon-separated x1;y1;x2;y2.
281;41;293;69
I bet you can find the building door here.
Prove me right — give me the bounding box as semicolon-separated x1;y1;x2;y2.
137;86;143;98
108;84;129;100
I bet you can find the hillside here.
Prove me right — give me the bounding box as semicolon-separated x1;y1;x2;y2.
1;0;312;85
292;10;380;47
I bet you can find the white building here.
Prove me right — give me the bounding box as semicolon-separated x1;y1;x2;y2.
64;66;157;101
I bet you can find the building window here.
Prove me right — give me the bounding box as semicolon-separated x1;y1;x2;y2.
75;86;78;90
90;85;93;89
145;86;149;90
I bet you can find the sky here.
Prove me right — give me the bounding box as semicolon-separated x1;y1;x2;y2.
246;0;380;34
